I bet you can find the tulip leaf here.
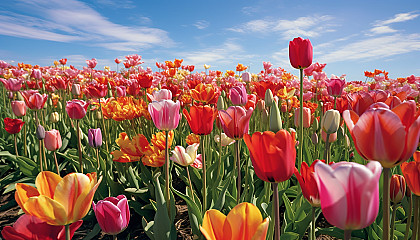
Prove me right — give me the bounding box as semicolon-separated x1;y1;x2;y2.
15;156;38;177
280;231;299;240
153;176;176;240
172;186;202;237
82;223;101;240
212;175;232;210
282;193;294;223
142;217;155;240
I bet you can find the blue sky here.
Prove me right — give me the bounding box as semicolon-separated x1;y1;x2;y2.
0;0;420;80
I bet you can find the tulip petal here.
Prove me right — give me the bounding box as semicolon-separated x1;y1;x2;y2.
400;117;420;164
35;171;62;199
250;218;270;240
200;209;226;240
15;183;40;214
224;202;263;240
24;195;68;226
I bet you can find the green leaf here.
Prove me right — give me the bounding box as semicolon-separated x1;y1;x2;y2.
213;175;232;211
82;223;101;240
171;186;202;236
280;232;299;240
153;176;176;240
15;156;38;177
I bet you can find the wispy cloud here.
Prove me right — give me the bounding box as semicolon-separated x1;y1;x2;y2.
369;12;419;35
0;0;173;51
228;15;335;39
193;20;210;30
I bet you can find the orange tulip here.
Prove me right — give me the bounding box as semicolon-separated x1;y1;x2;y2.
15;171;101;226
401;151;420;196
200;202;269;240
343;101;420;168
190;83;219;104
183;105;217;135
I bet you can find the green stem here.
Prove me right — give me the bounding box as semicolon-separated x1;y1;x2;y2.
344;230;352;240
39;139;43;171
299;68;304;167
53;151;60;176
412;195;419;240
24;123;27;157
14;134;19;157
390;201;397;240
272;182;280;240
404;193;412;240
113;235;117;240
186;166;196;203
99;103;109;152
235;140;241;204
312;207;316;240
76;120;83;173
383;167;390;240
216;129;223;181
165;131;171;218
65;224;70;240
324;133;330;164
96;148;101;171
201;135;207;214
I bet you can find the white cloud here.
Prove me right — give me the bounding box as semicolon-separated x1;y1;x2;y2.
228;15;336;39
0;0;173;51
193;20;210;30
369;26;397;35
378;12;419;25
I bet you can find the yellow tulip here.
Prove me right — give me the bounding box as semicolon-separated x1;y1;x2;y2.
200;202;269;240
15;171;101;226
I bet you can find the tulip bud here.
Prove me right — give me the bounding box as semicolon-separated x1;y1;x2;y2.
217;95;226;110
71;83;81;96
11;100;26;117
311;132;318;145
95;110;103;120
57;101;62;110
390;174;406;203
269;103;282;132
88;128;102;148
50;112;59;123
8;91;13;99
36;125;45;140
321;109;340;134
44;129;62;151
294;107;311;128
311;117;319;131
265;89;274;107
221;90;226;98
337;125;345;140
321;131;337;143
16;91;24;101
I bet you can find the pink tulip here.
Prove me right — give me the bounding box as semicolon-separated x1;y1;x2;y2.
44;129;62;151
86;58;97;69
21;90;48;110
294;107;311;128
229;84;248;106
327;78;346;97
92;195;130;236
11;101;26;117
147;89;172;102
66;99;89;119
116;86;126;97
1;215;82;240
0;77;24;92
30;69;42;80
241;72;251;82
148;100;181;131
218;106;253;140
289;37;313;69
314;161;382;230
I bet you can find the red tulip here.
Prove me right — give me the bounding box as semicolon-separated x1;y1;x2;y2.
401;151;420;196
326;78;346;97
4;118;25;134
244;130;296;183
289;37;313;69
1;215;82;240
183;105;217;135
66;99;89;119
218;106;253;140
59;58;67;65
137;74;153;88
86;58;97;69
390;174;406;203
85;83;107;99
343;101;420;168
21;90;48;110
294;160;323;207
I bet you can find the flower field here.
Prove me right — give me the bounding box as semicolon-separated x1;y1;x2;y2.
0;38;419;240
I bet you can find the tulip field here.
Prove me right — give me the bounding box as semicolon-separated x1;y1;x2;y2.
0;38;420;240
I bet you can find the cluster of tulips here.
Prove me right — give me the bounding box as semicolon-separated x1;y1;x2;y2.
0;37;419;240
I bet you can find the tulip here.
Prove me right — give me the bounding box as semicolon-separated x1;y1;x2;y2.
170;143;199;167
71;83;81;96
15;171;101;226
265;89;274;107
11;100;26;117
148;100;181;131
314;161;381;233
50;111;60;123
92;195;130;236
200;202;269;240
138;74;153;88
59;58;67;65
191;83;219;104
289;37;313;69
0;77;24;91
85;83;107;99
88;128;102;148
36;125;45;140
241;72;251;82
86;58;97;68
1;215;82;240
327;78;346;97
183;105;217;135
321;131;337;143
321;109;340;134
31;69;42;80
21;90;48;110
44;129;62;151
294;107;311;128
4;117;24;134
65;99;89;120
269;103;282;132
401;151;420;196
229;84;248;106
343;101;420;168
390;174;406;203
218;106;253;140
214;133;235;146
294;160;323;207
244;130;296;183
216;94;226;110
147;89;172;102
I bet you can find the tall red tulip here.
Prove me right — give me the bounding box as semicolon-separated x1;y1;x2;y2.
4;118;25;134
66;99;89;119
218;106;253;140
244;130;296;183
401;151;420;196
183;105;217;135
294;160;323;207
289;37;313;69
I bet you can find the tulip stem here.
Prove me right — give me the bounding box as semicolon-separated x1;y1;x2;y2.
76;120;83;174
344;230;352;240
235;140;241;204
42;140;48;170
404;193;412;240
96;148;100;171
298;68;304;168
65;224;70;240
53;151;60;176
201;135;207;213
272;182;280;240
113;235;117;240
39;139;43;171
24;123;27;157
390;201;397;239
186;166;196;203
383;167;391;240
311;206;316;240
14;134;19;157
99;102;109;153
324;133;330;164
216;128;223;182
412;195;419;240
165;130;171;218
